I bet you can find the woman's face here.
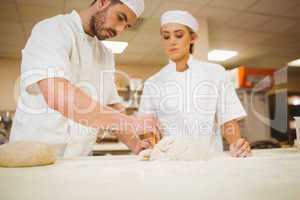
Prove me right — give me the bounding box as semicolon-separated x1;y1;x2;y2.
160;23;196;62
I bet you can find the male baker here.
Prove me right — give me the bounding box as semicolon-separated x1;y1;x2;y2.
10;0;161;157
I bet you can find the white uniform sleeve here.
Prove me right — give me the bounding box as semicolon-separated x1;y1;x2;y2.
138;81;158;116
217;70;247;125
21;19;72;95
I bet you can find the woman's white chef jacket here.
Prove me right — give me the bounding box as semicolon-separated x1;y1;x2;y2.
139;55;247;151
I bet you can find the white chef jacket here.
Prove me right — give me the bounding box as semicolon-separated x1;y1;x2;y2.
10;11;121;157
139;55;247;151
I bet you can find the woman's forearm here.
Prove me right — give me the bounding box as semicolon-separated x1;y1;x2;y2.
221;120;241;145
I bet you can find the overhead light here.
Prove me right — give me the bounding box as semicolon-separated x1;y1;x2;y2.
208;49;238;61
102;41;128;54
288;58;300;66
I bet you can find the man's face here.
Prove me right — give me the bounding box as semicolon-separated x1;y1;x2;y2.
91;2;137;40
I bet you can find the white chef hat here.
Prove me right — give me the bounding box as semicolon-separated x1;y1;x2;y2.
161;10;199;32
120;0;145;17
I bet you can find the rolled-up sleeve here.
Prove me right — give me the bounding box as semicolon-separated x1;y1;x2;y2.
21;19;72;95
217;70;247;125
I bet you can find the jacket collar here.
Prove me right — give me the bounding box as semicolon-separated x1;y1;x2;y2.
168;54;195;71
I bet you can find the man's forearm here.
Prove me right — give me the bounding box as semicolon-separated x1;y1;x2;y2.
108;103;126;114
114;130;140;151
38;78;138;133
108;103;143;147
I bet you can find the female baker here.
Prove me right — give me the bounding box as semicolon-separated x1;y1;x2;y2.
139;10;251;157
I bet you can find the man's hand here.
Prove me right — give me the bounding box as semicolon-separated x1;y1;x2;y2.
114;129;156;155
136;115;164;143
117;132;153;154
131;138;155;154
229;138;252;158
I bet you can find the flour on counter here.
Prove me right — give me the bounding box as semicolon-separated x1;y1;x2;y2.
139;136;221;161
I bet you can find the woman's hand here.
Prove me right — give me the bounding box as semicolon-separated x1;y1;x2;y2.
135;115;164;143
229;138;252;158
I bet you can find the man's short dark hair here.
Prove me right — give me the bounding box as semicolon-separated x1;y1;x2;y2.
91;0;122;6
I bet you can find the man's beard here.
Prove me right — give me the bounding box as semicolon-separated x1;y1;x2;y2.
90;10;117;40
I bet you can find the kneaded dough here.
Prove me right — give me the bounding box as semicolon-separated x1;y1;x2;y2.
139;136;215;161
0;141;57;168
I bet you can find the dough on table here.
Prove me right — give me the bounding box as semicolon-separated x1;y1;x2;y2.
139;136;216;161
0;141;57;168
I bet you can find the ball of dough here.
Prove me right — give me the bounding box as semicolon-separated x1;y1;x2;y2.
139;136;214;161
0;141;57;168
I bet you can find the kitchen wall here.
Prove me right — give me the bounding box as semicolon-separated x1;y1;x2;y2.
116;64;163;80
0;58;20;110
